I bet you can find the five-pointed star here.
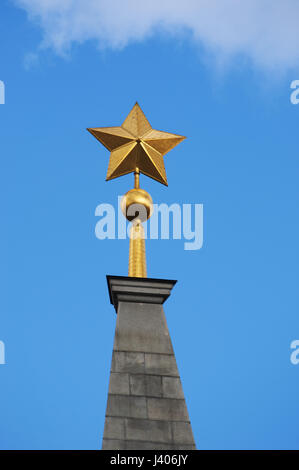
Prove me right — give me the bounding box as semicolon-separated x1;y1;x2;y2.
87;102;185;186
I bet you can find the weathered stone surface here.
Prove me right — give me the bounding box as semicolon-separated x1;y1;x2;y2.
125;440;175;450
172;421;195;445
112;351;144;374
109;373;130;395
129;374;146;396
106;395;147;419
103;417;125;440
175;444;197;450
125;418;171;443
145;353;179;377
102;438;126;450
146;375;163;397
162;376;184;399
147;398;189;421
130;374;162;397
114;302;173;354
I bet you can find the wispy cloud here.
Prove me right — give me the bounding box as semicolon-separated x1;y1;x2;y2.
24;51;39;70
14;0;299;71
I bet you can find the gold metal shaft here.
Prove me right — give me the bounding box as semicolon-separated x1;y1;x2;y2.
129;222;146;277
134;168;140;189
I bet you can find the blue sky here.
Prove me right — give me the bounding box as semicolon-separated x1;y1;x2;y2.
0;0;299;450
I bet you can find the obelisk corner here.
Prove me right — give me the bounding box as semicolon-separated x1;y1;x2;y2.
106;275;177;312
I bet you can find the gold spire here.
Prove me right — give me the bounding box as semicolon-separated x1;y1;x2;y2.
128;223;147;277
87;103;185;277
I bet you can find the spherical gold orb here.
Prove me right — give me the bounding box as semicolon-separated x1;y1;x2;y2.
121;188;153;222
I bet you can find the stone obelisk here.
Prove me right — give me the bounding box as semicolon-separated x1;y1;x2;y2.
88;103;196;450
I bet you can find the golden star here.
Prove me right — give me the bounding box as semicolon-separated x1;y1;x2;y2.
87;102;185;186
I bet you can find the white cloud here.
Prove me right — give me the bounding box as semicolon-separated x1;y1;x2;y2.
14;0;299;71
